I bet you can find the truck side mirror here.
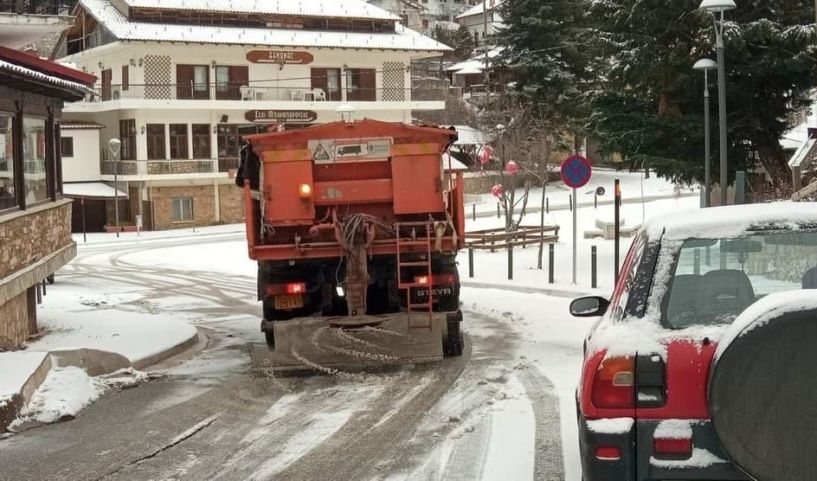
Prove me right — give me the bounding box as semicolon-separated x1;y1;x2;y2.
570;296;610;318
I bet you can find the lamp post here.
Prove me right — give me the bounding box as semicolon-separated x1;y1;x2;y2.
107;138;122;238
700;0;736;206
693;58;718;207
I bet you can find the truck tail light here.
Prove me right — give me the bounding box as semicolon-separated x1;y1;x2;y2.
266;282;306;296
413;274;456;286
595;446;621;461
299;183;312;199
654;438;693;457
592;356;635;408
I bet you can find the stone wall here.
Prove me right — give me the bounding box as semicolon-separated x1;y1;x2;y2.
0;202;73;279
0;200;74;349
218;184;244;224
0;292;28;349
150;185;216;230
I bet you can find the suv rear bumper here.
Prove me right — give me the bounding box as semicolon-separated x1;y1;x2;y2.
579;415;752;481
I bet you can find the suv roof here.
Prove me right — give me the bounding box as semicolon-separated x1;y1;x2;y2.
644;202;817;240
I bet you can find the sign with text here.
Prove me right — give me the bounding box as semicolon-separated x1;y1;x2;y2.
245;110;317;124
246;50;314;65
308;138;392;165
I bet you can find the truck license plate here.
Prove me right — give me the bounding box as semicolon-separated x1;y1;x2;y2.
274;295;303;310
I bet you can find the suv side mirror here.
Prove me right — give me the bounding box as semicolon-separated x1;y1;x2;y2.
570;296;610;317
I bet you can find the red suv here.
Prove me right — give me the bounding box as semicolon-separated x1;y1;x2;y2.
571;203;817;481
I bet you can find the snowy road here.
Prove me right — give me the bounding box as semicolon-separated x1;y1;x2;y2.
0;232;592;481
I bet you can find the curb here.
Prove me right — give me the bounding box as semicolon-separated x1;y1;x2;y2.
0;327;201;434
461;280;595;299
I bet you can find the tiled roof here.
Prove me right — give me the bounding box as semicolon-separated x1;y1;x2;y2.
0;59;94;96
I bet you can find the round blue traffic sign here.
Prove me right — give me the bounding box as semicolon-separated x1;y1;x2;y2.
560;155;592;189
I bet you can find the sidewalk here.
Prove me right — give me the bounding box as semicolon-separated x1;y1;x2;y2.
0;285;198;433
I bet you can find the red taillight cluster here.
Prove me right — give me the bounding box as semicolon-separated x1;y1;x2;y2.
266;282;306;296
413;274;457;286
592;356;635;408
654;438;692;457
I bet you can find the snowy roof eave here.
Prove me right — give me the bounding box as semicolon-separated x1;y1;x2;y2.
122;0;401;21
78;0;451;52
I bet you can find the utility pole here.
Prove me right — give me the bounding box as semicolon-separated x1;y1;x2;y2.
483;0;489;89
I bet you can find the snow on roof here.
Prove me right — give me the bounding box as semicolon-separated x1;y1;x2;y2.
456;0;503;19
455;67;482;75
79;0;448;52
123;0;401;21
788;137;816;169
0;59;94;96
63;182;128;199
446;48;503;71
442;152;468;171
715;290;817;362
644;202;817;241
450;125;487;145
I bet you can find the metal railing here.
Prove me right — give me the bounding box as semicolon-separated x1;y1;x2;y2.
0;0;73;15
83;84;447;104
101;158;223;176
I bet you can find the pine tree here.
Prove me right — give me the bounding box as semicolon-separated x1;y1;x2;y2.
495;0;591;129
586;0;817;185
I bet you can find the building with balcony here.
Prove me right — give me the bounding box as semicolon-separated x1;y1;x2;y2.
52;0;450;231
0;40;95;348
1;0;76;49
368;0;477;36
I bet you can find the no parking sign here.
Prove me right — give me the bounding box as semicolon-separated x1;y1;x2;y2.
560;155;592;189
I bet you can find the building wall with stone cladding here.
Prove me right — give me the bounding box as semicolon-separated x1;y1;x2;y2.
150;185;216;230
0;201;73;349
218;184;244;225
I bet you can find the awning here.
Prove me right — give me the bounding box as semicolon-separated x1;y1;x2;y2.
449;125;488;146
63;182;128;199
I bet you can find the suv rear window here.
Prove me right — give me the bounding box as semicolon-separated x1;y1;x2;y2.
663;229;817;328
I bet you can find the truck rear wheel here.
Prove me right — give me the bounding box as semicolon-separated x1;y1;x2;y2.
443;311;463;357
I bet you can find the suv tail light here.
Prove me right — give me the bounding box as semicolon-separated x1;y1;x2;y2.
592;356;635;408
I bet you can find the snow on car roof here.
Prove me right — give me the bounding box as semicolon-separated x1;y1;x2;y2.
122;0;400;21
714;290;817;362
78;0;449;52
644;202;817;240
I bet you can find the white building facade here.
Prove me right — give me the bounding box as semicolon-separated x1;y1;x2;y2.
368;0;478;36
456;0;504;46
55;0;449;230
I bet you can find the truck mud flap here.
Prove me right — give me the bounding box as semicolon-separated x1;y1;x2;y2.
250;313;447;374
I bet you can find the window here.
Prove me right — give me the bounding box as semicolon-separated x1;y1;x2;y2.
0;113;16;211
422;19;429;29
345;68;376;101
121;65;129;92
215;66;248;100
171;197;193;221
664;231;817;329
60;137;74;157
119;119;136;160
176;64;210;100
192;124;211;158
217;124;240;160
310;68;342;101
608;233;647;323
22;116;47;204
101;68;112;101
146;124;166;159
169;124;189;159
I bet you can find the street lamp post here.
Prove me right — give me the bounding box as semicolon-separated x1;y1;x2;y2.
700;0;736;206
693;58;718;207
107;138;122;238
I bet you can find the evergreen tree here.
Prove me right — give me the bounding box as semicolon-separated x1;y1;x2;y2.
434;25;476;62
586;0;817;185
495;0;591;129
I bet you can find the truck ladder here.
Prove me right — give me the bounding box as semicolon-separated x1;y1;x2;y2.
395;222;434;331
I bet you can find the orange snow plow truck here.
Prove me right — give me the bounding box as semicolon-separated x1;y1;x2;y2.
240;119;465;372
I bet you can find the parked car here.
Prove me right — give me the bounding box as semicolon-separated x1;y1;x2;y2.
571;203;817;481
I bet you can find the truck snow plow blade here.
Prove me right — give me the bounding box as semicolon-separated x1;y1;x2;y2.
250;313;449;374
